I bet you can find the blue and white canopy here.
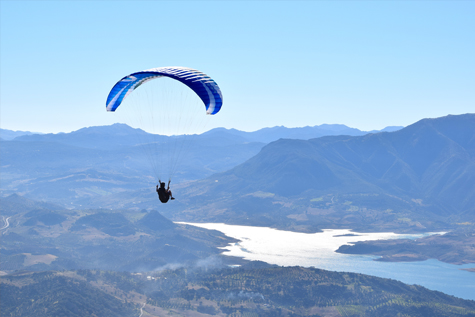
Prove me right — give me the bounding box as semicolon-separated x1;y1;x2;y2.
106;67;223;115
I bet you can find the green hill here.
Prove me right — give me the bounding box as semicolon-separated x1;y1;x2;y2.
2;267;475;317
0;195;237;273
0;272;137;317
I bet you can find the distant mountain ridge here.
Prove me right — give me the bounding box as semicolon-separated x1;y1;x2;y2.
11;124;153;150
203;124;403;144
0;129;40;140
6;122;402;145
1;122;399;206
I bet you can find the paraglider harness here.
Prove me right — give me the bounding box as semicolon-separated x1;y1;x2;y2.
156;180;173;203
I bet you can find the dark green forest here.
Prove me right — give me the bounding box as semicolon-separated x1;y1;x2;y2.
2;265;475;317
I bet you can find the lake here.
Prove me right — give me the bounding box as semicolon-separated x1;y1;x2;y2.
181;222;475;301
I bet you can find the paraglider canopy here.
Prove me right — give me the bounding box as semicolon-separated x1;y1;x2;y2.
106;66;223;115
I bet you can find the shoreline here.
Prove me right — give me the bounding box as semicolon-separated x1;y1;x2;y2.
178;222;475;301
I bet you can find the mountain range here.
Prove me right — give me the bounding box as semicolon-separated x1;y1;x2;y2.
211;114;475;205
168;114;475;232
2;115;474;233
1;123;402;144
0;129;39;141
0;123;398;206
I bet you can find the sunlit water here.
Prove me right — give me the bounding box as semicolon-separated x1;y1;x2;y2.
180;223;475;301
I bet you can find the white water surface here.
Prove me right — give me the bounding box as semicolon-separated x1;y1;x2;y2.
180;222;475;301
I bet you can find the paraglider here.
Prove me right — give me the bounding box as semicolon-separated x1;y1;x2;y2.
106;67;223;203
156;180;174;203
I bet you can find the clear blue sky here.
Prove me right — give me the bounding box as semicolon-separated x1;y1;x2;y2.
1;1;474;133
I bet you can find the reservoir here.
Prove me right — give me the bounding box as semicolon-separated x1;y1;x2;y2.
182;222;475;301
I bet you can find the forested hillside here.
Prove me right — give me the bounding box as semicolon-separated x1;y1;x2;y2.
2;266;474;317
